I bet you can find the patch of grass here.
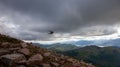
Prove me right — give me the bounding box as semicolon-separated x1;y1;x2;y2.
0;34;22;43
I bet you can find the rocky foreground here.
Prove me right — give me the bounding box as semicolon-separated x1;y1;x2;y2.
0;34;95;67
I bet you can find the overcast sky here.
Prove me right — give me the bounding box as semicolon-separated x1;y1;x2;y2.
0;0;120;44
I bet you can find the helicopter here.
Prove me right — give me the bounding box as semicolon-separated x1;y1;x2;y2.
48;31;54;34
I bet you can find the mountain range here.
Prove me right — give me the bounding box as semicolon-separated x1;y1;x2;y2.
33;43;78;52
36;43;120;67
68;38;120;47
61;45;120;67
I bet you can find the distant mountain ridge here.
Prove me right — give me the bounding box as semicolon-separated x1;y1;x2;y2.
33;38;120;47
33;43;78;52
36;42;120;67
69;39;120;47
60;45;120;67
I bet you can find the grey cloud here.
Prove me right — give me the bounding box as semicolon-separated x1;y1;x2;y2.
75;26;117;36
0;0;120;40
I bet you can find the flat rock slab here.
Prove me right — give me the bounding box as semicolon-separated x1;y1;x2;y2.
18;48;30;56
0;49;10;56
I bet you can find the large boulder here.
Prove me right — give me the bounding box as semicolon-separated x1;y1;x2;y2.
20;43;28;48
0;54;26;66
27;54;43;66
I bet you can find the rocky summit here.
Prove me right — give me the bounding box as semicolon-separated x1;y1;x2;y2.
0;34;95;67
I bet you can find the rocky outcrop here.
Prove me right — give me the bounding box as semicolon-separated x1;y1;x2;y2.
0;34;95;67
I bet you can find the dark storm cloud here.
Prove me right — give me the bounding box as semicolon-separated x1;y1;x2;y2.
0;0;120;40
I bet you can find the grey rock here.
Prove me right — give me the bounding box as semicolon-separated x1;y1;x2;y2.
0;54;26;66
18;48;30;56
43;52;51;57
27;54;43;66
28;54;43;62
21;43;28;48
